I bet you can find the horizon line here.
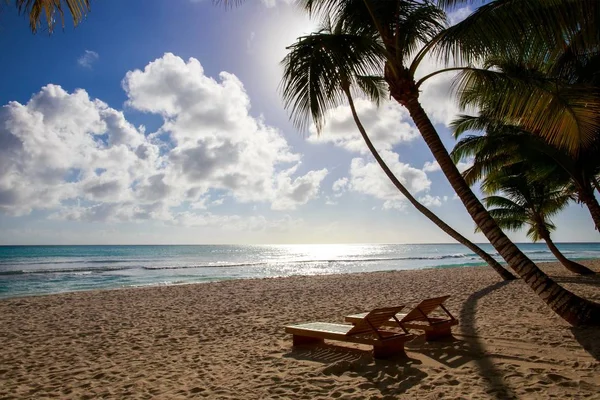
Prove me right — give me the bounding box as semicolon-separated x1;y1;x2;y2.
1;242;599;247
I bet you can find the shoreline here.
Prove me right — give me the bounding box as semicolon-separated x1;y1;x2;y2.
2;257;599;301
1;260;599;398
3;243;599;300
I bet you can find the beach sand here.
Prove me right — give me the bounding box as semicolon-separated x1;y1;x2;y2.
1;260;600;399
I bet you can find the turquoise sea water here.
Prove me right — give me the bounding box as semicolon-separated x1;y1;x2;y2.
1;243;599;299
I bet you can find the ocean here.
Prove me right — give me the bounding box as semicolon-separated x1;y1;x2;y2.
1;243;599;299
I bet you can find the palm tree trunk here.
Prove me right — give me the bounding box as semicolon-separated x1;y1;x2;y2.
400;95;600;326
540;234;595;275
577;186;600;232
343;88;516;281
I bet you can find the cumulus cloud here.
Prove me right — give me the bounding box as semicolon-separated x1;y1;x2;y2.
418;194;443;207
344;150;431;210
305;99;439;210
423;159;473;173
77;50;99;68
423;160;441;172
272;166;328;210
413;44;478;128
0;53;327;221
332;177;348;196
0;85;152;215
307;98;419;153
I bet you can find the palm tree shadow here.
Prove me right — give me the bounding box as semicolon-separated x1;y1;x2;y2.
552;274;600;295
406;334;482;368
284;343;427;396
460;280;518;400
553;269;600;360
571;326;600;361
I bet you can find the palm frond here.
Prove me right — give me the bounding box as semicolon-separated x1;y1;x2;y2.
454;67;600;153
477;207;526;232
483;195;526;213
14;0;90;33
433;0;600;67
353;75;387;106
280;21;385;133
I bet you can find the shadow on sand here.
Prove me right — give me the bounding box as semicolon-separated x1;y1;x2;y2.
553;271;600;360
406;334;481;369
458;280;518;400
552;274;600;296
284;344;427;397
571;326;600;361
283;274;600;397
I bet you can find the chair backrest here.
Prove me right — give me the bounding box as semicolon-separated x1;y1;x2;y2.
346;306;406;336
399;295;452;323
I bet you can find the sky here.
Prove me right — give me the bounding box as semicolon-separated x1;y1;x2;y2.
0;0;597;245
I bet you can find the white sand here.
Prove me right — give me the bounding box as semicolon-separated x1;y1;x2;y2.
1;260;599;399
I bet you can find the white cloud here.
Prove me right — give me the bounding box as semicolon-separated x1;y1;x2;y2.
332;177;349;197
307;98;419;154
271;166;328;210
418;194;443;207
0;53;327;221
345;150;431;210
423;160;441;172
0;84;153;215
412;50;469;128
423;159;472;173
77;50;99;68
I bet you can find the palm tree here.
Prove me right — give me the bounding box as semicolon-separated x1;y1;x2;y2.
290;0;600;325
4;0;90;33
434;0;600;154
479;165;594;275
442;1;600;230
452;115;600;232
281;20;516;280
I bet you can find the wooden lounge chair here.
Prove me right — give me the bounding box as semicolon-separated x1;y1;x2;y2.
345;296;458;341
285;306;415;359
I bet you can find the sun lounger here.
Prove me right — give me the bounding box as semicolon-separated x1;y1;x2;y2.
345;296;458;340
285;306;415;359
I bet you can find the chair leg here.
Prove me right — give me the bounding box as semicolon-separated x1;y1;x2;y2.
292;335;324;346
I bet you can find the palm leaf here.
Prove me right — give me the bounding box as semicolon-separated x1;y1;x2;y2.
280;21;385;133
454;67;600;153
13;0;90;33
434;0;600;67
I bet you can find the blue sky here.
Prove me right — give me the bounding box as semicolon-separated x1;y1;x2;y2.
0;0;596;245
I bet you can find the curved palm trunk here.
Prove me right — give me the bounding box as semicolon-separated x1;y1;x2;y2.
539;233;595;275
343;88;516;281
394;91;600;326
577;186;600;232
535;215;595;275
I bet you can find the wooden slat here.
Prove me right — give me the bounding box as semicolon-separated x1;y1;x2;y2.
400;296;451;323
346;306;406;336
343;296;458;340
285;322;413;347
